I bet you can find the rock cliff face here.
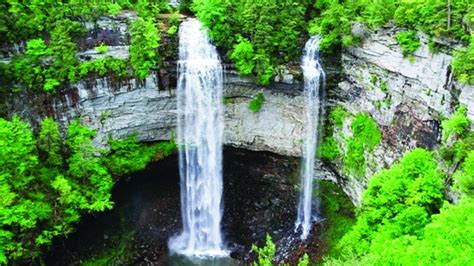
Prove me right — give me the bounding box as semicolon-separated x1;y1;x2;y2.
5;15;474;205
4;13;307;156
328;27;474;204
7;69;306;155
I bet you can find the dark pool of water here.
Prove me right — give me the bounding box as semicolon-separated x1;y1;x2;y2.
46;148;326;265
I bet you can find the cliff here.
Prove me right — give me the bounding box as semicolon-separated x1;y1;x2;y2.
4;15;474;205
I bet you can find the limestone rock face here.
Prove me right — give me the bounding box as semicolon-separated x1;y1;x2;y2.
5;14;474;205
327;28;474;204
224;73;305;157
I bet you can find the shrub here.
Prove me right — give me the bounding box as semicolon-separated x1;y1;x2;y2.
396;30;421;57
452;36;474;84
320;136;341;161
230;36;255;75
249;92;265;113
252;234;276;266
343;113;381;177
454;151;474;197
337;149;445;258
103;134;176;176
0;117;174;263
95;43;109;54
130;17;160;79
329;106;348;128
441;106;471;143
193;0;308;85
78;57;128;78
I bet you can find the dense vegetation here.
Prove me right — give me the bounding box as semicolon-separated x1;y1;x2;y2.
192;0;310;85
263;144;473;265
192;0;473;84
0;117;175;264
1;0;474;265
314;107;474;265
1;1;473;89
320;108;381;178
0;0;175;93
322;147;474;265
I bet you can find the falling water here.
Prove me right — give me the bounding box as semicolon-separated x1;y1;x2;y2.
169;18;227;257
169;0;179;8
295;36;325;240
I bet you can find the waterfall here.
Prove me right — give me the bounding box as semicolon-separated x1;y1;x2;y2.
295;36;325;240
169;18;227;257
169;0;179;8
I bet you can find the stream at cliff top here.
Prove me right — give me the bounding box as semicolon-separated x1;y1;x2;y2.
47;148;353;265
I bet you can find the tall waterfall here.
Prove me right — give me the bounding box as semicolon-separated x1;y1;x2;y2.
295;36;325;240
169;18;227;257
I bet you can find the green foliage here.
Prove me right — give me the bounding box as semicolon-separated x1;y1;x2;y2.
320;106;348;162
297;254;309;266
453;35;474;84
66;120;114;212
320;136;341;161
396;30;421;57
38;118;63;168
379;80;388;92
344;138;366;177
249;92;265;113
335;149;445;260
166;25;178;35
308;0;472;54
252;234;276;266
2;1;170;92
320;181;355;259
394;0;472;42
82;228;135;266
223;97;235;105
328;105;348;128
178;0;193;13
12;38;51;90
130;17;161;79
251;234;313;265
343;113;381;177
107;2;123;16
351;113;381;151
337;199;474;265
454;151;474;197
193;0;308;85
308;1;356;50
78;57;128;78
230;36;255;75
442;106;470;143
95;43;109;54
0;116;175;263
103;134;176;176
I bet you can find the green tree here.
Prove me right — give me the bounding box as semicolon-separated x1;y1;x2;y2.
338;149;444;257
130;17;161;79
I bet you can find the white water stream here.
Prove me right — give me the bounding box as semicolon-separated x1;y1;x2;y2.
295;36;325;240
169;18;227;257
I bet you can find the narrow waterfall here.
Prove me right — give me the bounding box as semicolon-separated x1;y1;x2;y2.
169;18;227;257
295;36;325;240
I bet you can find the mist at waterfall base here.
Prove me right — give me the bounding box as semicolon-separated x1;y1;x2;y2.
295;36;326;240
168;18;227;257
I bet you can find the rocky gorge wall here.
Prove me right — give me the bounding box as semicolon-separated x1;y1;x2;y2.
3;12;307;157
327;26;474;204
4;14;474;205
